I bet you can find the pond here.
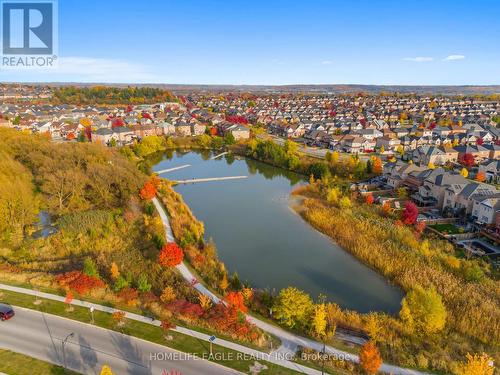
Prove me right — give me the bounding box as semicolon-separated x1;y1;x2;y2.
152;150;403;313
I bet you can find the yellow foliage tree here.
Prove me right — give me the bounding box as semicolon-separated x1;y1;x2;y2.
198;293;212;310
110;262;120;280
160;286;176;304
100;365;114;375
456;353;494;375
427;162;435;170
219;275;229;294
311;303;327;339
461;168;469;178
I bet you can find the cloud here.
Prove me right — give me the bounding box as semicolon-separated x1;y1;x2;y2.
0;56;170;83
321;60;332;65
443;54;465;61
402;57;434;62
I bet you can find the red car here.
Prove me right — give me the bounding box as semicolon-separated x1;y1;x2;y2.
0;303;15;321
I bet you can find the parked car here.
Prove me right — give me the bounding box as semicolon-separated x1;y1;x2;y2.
0;303;14;321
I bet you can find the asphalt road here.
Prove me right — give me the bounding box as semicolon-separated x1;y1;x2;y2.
0;307;241;375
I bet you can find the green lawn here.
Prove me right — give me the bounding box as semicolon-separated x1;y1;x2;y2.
0;349;79;375
0;289;301;374
429;223;462;235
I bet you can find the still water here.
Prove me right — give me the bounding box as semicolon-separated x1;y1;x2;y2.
152;150;403;313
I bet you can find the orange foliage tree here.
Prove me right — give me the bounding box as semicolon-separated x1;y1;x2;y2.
158;243;184;267
365;194;374;205
225;291;248;313
359;341;382;374
139;181;157;201
476;171;486;182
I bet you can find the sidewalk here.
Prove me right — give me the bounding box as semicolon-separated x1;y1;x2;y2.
0;283;323;375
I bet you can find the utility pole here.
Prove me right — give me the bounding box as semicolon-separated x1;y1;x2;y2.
62;332;74;371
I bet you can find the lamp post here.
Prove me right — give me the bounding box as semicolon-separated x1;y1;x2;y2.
62;332;74;370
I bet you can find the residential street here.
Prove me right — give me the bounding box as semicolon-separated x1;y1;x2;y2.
0;307;240;375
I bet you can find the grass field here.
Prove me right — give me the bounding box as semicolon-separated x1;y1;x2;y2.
429;223;462;234
0;349;79;375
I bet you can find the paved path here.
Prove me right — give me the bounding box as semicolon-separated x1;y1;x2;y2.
156;164;191;174
174;176;248;184
152;197;433;375
0;283;321;375
0;307;240;375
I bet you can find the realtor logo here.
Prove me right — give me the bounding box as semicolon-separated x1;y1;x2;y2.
1;0;57;68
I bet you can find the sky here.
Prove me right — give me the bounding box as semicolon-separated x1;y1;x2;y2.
1;0;500;85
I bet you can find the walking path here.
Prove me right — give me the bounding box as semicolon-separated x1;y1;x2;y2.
0;283;320;375
173;176;248;184
210;151;229;160
152;197;432;375
156;164;191;174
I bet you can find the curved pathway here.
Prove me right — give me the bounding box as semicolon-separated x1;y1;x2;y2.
152;197;433;375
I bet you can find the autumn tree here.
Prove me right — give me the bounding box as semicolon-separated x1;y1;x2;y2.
110;262;120;280
112;311;126;327
100;365;115;375
460;153;475;167
139;181;157;201
364;314;382;343
359;341;382;374
456;353;495;375
219;275;229;294
365;194;374;205
476;171;486;182
160;286;176;304
64;291;74;311
160;319;176;332
158;243;184;267
311;303;328;339
401;202;419;225
400;285;447;334
372;157;383;174
198;293;212;311
273;287;314;329
461;168;469;178
225;291;247;313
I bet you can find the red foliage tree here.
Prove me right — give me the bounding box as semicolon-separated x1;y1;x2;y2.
112;118;125;128
139;181;157;201
84;126;92;141
459;153;475;167
476;137;484;145
56;271;105;295
401;202;419;225
158;243;184;267
126;105;133;113
166;299;204;319
225;291;248;313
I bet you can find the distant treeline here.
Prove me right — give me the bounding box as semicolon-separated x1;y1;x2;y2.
51;86;177;104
